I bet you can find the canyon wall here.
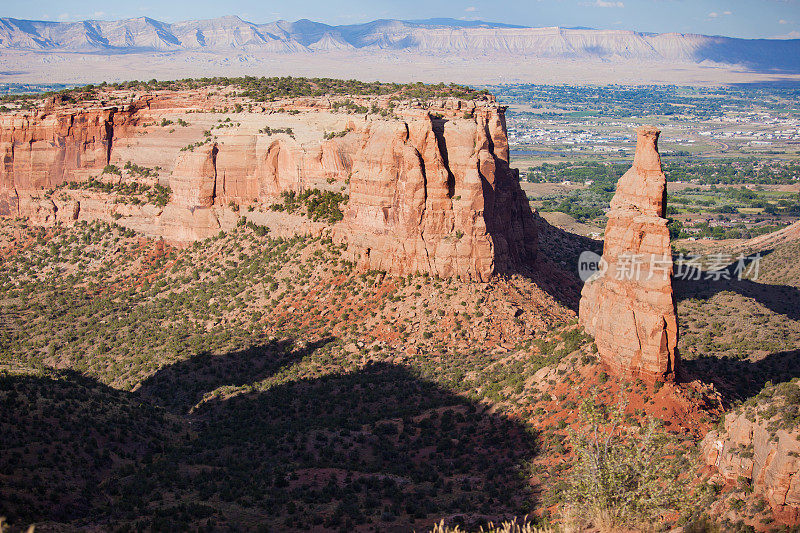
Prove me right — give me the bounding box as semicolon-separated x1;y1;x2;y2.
0;91;537;280
579;126;678;383
335;104;536;281
0;106;114;216
702;411;800;525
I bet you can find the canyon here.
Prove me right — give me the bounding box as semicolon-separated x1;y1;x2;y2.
2;80;799;530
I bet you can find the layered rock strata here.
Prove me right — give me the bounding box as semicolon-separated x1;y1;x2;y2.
579;126;678;383
0;91;537;280
334;106;536;281
701;411;800;524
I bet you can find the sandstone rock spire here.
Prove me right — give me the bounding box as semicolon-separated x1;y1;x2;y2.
334;105;537;281
579;126;678;383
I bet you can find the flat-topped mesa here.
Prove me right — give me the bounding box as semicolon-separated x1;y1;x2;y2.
0;87;537;281
579;127;678;383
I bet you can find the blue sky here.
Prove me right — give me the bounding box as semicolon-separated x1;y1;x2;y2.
6;0;800;39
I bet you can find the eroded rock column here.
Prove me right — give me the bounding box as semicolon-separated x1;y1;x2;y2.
579;126;678;383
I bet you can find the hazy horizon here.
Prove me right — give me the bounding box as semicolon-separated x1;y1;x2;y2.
3;0;799;40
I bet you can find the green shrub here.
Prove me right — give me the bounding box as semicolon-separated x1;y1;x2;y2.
561;396;685;530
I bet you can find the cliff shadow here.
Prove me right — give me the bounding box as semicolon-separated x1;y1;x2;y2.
728;80;800;90
516;215;603;311
683;349;800;404
168;361;539;530
676;251;800;402
674;250;800;321
0;368;178;525
695;40;800;74
1;360;539;531
134;337;335;414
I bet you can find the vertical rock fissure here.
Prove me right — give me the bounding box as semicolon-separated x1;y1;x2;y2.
105;111;115;166
210;144;219;205
431;118;455;199
12;186;19;217
416;147;434;273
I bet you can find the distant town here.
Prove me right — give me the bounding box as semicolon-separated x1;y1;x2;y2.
493;84;800;241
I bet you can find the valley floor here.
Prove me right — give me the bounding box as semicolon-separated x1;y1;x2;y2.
1;218;798;531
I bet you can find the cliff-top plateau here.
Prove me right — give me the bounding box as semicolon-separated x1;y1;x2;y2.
2;78;800;533
0;78;537;281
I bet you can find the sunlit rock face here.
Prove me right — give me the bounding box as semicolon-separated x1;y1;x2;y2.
579;126;678;383
335;103;538;282
0;93;537;281
702;410;800;525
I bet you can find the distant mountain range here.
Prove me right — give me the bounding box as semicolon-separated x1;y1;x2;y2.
1;16;798;72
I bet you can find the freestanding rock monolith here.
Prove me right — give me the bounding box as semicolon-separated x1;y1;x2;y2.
579;126;678;383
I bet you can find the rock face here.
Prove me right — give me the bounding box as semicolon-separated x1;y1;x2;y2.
169;144;219;208
0;106;117;216
158;143;228;242
336;106;536;281
701;411;800;525
0;91;537;281
579;126;678;383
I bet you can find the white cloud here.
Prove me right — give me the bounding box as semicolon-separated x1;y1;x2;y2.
465;6;478;12
773;30;800;39
93;11;106;18
707;11;731;19
581;0;625;7
779;19;789;24
57;13;71;22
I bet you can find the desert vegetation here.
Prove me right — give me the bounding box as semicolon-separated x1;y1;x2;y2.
0;217;715;532
0;76;491;110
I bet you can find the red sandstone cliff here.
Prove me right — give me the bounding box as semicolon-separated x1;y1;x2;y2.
702;407;800;524
579;126;678;383
0;107;112;216
335;106;536;281
0;90;536;281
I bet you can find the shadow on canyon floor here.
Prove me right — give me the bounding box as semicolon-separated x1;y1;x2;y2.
675;251;800;402
508;217;602;311
134;337;335;414
1;338;539;531
674;251;800;322
683;349;800;405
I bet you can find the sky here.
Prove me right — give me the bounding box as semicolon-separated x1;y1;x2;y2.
5;0;800;40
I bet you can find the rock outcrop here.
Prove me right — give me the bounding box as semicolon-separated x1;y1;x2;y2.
0;107;114;216
702;409;800;524
158;143;230;242
0;89;537;281
336;106;536;281
579;126;678;383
